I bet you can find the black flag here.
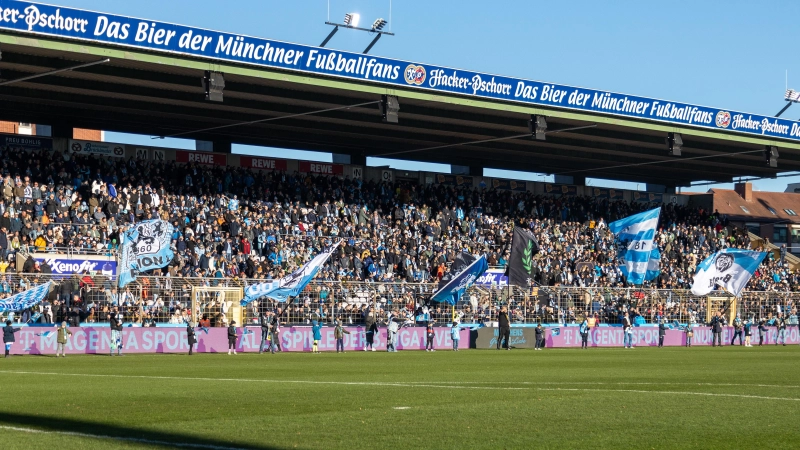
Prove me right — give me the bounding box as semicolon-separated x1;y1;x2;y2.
507;227;539;287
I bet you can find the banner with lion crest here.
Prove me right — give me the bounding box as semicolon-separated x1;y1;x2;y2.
691;248;767;297
118;219;174;288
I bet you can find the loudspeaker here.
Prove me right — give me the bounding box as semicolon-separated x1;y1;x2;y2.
529;115;547;140
666;132;682;156
765;146;778;168
202;71;225;102
379;95;400;123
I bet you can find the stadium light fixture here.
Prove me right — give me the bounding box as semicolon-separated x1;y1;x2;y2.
344;13;360;27
666;132;682;157
320;15;394;52
372;18;387;31
775;89;799;117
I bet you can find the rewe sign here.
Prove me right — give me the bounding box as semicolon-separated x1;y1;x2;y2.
175;150;227;166
299;161;343;175
239;156;287;171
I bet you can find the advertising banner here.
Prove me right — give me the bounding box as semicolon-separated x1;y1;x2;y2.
239;156;288;171
175;150;227;166
473;325;800;348
32;255;116;276
546;325;800;347
1;1;798;142
436;174;473;187
473;327;538;349
1;133;52;150
475;269;508;286
633;192;664;203
544;184;577;196
592;188;624;200
491;179;527;192
68;139;125;158
298;161;343;175
10;326;470;354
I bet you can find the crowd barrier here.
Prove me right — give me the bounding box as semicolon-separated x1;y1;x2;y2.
7;326;470;355
471;326;800;348
2;273;799;328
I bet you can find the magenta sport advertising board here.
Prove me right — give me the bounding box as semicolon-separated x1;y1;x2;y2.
547;326;800;347
8;326;470;355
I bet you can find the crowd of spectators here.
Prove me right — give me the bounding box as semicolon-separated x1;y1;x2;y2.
0;145;798;326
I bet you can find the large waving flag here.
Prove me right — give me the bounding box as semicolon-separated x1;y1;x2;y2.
0;282;52;313
506;227;539;287
119;219;175;288
608;207;661;285
431;254;488;305
241;242;340;305
691;248;766;297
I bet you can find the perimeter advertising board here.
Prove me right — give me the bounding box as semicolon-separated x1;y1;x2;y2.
11;326;470;354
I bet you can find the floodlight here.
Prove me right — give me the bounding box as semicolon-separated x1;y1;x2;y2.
372;18;387;31
786;89;800;103
344;13;360;27
322;15;393;52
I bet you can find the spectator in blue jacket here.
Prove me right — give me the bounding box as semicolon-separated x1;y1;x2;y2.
658;319;667;348
312;320;322;353
579;318;589;349
3;320;21;358
744;318;753;347
450;320;460;351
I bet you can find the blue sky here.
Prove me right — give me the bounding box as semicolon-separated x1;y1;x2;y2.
44;0;800;193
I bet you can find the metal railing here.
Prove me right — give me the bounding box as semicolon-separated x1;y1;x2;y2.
0;274;797;327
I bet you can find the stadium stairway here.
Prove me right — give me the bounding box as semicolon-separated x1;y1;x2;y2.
748;231;800;271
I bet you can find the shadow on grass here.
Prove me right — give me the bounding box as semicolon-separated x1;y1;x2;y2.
0;412;283;449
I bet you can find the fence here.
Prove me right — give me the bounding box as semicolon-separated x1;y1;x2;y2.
0;274;797;327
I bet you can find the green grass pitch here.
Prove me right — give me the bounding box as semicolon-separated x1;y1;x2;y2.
0;347;798;449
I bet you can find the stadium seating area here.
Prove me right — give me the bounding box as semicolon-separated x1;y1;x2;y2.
0;147;798;326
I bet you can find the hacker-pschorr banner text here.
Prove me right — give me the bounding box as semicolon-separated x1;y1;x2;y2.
1;0;799;142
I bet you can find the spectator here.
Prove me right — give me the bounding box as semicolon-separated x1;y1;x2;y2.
3;319;21;357
56;321;71;357
227;320;237;355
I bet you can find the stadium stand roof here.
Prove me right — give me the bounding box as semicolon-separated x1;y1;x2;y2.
1;1;800;188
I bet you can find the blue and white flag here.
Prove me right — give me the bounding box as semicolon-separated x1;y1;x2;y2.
119;219;175;288
431;255;488;305
0;282;52;313
691;248;767;297
609;208;661;285
241;242;340;305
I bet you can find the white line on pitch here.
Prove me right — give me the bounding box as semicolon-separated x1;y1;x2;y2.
533;388;800;402
0;425;246;450
398;381;800;389
1;370;798;402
